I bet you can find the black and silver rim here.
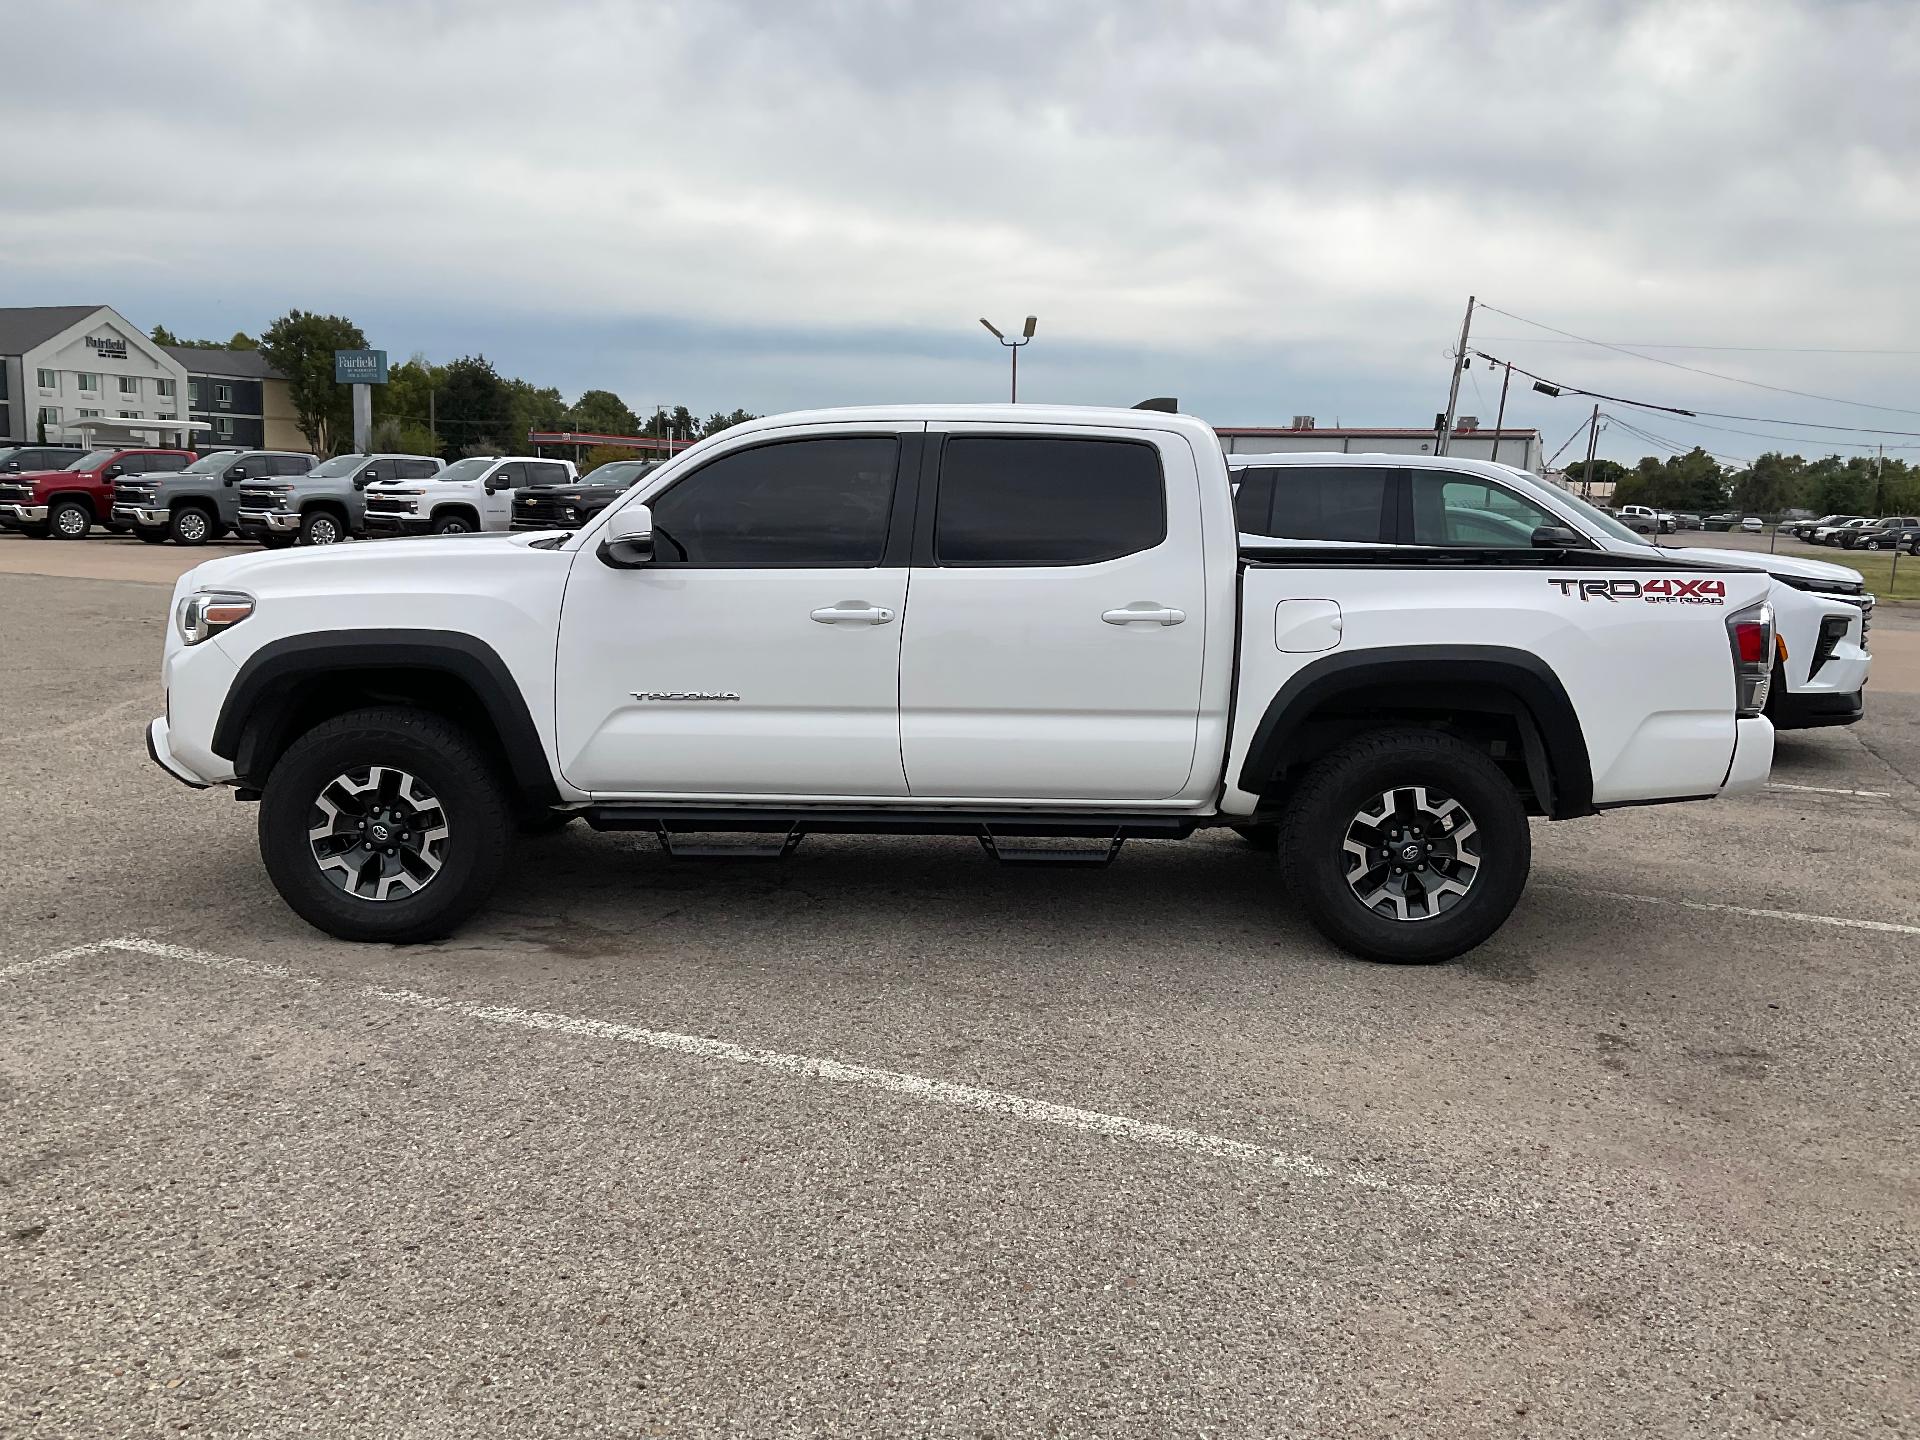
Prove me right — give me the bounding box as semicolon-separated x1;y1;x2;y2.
1340;785;1481;922
439;518;469;534
175;511;208;542
306;516;340;544
55;506;87;536
308;766;449;902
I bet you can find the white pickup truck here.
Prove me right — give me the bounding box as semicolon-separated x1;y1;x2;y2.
147;406;1777;964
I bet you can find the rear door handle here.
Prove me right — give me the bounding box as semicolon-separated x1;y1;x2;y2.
1102;604;1186;626
811;603;895;625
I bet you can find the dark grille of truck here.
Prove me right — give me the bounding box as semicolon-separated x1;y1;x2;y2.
365;495;413;514
514;497;576;523
237;487;281;509
0;484;31;504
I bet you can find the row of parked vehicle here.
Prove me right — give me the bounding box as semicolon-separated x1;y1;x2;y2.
1779;513;1920;553
1609;504;1765;535
0;443;662;547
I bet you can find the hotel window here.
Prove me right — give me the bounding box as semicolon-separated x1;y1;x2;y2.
118;375;139;396
119;410;140;419
77;373;100;393
156;378;176;398
215;416;235;439
38;406;60;427
79;408;103;419
37;368;57;390
215;383;233;406
188;379;202;405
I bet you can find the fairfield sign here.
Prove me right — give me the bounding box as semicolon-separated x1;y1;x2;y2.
85;334;129;359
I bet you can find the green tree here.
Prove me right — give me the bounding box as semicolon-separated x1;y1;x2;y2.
700;408;758;438
566;389;640;436
1562;458;1625;492
578;444;636;475
1731;452;1803;516
376;355;445;448
151;325;258;351
433;354;512;461
260;309;369;455
505;378;567;448
369;417;441;458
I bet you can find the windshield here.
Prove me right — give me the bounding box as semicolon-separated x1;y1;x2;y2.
1546;485;1654;547
436;457;496;482
588;461;654;487
307;455;366;479
181;451;241;474
66;449;118;471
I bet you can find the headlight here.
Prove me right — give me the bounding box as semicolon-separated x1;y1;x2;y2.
177;590;254;646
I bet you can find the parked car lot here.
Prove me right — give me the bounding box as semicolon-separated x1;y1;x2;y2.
2;527;1918;1435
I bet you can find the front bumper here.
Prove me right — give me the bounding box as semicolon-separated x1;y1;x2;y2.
0;502;49;524
1768;686;1864;730
147;717;212;789
364;511;431;535
236;507;302;534
113;504;170;527
1721;715;1774;796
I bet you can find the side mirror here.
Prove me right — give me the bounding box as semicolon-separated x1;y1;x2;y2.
598;503;653;568
1531;524;1583;549
4;461;21;472
226;466;247;482
103;464;124;478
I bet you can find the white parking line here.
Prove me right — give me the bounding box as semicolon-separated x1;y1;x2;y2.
1766;782;1893;799
1590;891;1920;937
5;935;1396;1196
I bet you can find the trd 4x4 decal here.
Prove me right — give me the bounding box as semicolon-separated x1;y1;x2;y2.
1549;577;1727;605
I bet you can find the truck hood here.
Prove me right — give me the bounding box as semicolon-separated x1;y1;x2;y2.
1659;545;1863;587
180;530;554;592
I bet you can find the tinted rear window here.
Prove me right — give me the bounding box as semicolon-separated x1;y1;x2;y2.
934;436;1165;566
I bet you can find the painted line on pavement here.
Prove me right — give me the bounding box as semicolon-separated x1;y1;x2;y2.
1590;890;1920;937
4;936;1400;1197
1766;782;1893;799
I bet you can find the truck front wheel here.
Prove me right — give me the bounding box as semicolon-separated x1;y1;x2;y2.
258;706;515;943
170;505;214;545
49;500;92;540
1278;728;1530;965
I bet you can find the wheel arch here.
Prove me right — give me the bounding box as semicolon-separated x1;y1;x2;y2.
213;630;562;810
46;488;99;517
431;501;481;528
1236;645;1594;820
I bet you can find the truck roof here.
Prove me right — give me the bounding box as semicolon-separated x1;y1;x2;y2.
721;404;1220;446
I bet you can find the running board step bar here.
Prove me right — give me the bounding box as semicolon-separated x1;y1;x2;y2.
584;806;1197;863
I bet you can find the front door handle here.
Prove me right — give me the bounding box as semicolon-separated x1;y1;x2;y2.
1102;604;1186;626
811;603;895;625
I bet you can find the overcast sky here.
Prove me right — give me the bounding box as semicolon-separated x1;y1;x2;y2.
5;0;1917;465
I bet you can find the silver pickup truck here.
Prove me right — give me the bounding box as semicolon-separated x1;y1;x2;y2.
237;453;443;547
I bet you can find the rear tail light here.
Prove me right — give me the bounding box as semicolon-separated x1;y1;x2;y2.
1726;601;1775;717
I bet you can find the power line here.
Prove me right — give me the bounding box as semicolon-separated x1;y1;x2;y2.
1477;334;1920;357
1478;301;1920;419
1470;348;1920;439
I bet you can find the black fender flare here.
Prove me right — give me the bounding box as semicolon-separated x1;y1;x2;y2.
211;629;561;806
1236;644;1593;818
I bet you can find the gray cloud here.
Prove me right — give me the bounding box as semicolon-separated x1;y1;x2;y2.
2;0;1916;460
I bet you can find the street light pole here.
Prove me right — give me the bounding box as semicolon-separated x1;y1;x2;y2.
1437;294;1475;456
980;316;1037;402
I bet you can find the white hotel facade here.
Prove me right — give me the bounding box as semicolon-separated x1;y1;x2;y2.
0;304;198;448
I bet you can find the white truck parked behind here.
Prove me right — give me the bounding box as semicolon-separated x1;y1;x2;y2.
1229;453;1873;730
148;406;1777;964
362;455;576;536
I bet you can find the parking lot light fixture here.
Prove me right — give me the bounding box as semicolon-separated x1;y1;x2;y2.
980;315;1037;402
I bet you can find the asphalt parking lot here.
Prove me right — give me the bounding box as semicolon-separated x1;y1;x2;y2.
3;536;1917;1438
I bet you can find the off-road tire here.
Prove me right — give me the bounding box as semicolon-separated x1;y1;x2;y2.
1278;727;1531;965
49;499;91;540
170;505;214;546
259;706;515;943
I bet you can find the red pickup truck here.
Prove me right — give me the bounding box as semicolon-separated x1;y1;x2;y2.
0;447;196;539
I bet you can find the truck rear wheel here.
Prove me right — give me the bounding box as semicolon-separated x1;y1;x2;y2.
258;706;514;943
49;500;91;540
1277;728;1530;965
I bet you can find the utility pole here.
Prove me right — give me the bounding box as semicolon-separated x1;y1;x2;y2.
1437;294;1475;456
429;389;435;444
1489;360;1512;466
1875;443;1886;513
1580;404;1601;500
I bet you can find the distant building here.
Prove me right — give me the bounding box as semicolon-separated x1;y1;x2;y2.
162;345;305;451
1216;419;1545;475
0;304;198;448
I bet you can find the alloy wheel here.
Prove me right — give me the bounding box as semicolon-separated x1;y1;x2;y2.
307;516;340;544
1340;785;1481;922
176;511;208;542
307;765;450;902
55;506;88;537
